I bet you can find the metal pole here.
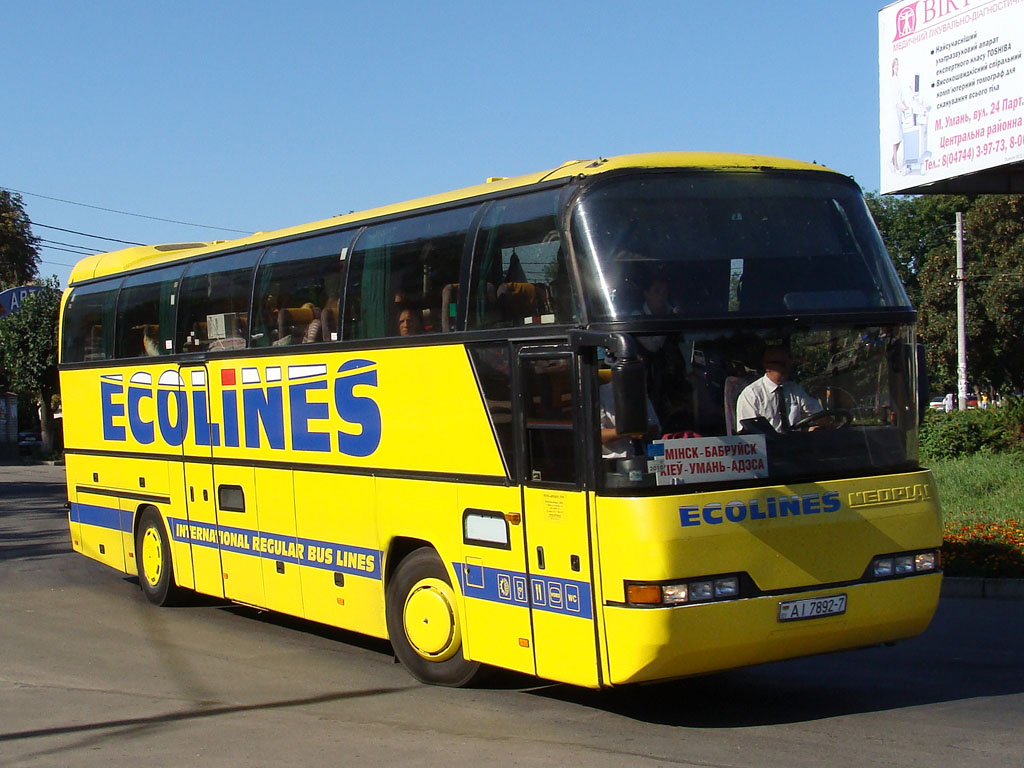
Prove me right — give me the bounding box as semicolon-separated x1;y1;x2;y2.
956;211;968;411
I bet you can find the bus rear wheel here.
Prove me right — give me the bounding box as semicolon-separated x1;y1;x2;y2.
385;547;482;687
136;508;180;606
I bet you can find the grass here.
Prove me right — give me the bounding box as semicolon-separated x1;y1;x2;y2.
927;452;1024;578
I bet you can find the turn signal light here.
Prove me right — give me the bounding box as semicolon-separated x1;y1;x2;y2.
626;584;663;605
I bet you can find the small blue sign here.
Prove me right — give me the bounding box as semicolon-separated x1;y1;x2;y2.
0;285;44;319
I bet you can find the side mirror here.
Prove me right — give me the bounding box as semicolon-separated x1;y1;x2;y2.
611;357;648;436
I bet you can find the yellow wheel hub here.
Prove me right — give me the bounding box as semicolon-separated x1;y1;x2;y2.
140;526;163;588
403;578;461;661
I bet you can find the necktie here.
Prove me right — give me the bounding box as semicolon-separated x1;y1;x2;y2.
776;386;789;431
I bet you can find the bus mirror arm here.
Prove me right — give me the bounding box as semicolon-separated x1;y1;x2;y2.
569;331;649;436
568;330;637;360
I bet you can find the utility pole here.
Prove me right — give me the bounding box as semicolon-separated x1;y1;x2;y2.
956;211;968;411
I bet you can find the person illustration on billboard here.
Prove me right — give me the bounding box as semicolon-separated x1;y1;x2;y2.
889;58;909;175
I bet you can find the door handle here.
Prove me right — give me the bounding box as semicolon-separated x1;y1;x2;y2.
536;546;546;570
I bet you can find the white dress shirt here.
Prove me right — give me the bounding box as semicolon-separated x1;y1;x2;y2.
735;374;822;433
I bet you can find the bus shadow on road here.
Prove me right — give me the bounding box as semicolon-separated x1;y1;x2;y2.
524;605;1024;727
527;663;1024;727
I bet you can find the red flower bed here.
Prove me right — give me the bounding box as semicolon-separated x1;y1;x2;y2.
942;517;1024;578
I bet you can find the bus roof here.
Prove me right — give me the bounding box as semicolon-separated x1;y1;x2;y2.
67;152;836;286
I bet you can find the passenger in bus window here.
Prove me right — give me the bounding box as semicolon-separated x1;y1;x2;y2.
396;304;424;336
735;345;821;433
275;303;315;346
142;324;161;356
634;274;678;351
302;305;323;343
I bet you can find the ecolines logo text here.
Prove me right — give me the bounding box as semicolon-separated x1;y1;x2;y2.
679;491;841;527
99;359;380;457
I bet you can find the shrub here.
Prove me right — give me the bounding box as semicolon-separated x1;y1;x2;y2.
919;397;1024;460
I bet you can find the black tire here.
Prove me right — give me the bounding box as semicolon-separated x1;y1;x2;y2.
385;547;482;687
136;508;180;606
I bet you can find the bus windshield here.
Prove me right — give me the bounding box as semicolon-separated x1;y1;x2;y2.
597;323;920;491
571;171;911;320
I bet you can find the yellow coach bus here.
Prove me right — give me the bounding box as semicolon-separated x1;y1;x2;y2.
59;152;942;688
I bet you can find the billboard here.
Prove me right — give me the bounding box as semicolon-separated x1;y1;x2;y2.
879;0;1024;194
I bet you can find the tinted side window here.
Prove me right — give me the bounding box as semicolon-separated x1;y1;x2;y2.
344;206;476;340
62;282;120;363
468;343;514;477
176;250;261;353
522;355;577;485
468;188;576;330
251;232;351;348
114;266;183;358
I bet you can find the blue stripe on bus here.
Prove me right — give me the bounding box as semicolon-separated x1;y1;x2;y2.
70;502;133;533
454;562;593;620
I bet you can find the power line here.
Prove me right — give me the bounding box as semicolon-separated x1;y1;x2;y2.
39;256;79;267
39;245;101;258
2;186;252;234
32;222;145;246
38;238;101;254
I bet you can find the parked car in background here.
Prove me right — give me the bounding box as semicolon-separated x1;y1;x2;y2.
17;431;41;456
929;396;945;411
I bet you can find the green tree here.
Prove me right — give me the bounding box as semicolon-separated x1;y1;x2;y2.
964;195;1024;393
869;192;1024;394
0;190;41;288
0;278;61;452
864;192;969;308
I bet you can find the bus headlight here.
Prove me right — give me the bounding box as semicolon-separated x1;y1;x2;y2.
714;576;740;598
873;557;894;578
915;552;937;571
689;581;714;601
661;583;688;604
870;550;939;579
626;574;743;606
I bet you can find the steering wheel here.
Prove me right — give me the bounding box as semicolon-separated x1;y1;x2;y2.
790;408;852;431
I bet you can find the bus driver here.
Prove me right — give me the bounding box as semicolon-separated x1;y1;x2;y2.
735;345;821;433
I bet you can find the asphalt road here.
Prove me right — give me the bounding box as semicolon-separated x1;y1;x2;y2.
2;462;1022;768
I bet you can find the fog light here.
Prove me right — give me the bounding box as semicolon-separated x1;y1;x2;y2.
895;555;915;574
662;583;689;604
873;557;894;578
690;580;714;601
915;552;937;571
714;576;739;598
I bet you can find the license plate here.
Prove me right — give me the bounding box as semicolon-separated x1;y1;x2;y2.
778;594;847;622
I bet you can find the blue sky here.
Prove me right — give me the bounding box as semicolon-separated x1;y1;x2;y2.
3;1;891;288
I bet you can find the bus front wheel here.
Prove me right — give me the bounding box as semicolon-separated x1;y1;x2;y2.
385;547;482;687
136;508;180;606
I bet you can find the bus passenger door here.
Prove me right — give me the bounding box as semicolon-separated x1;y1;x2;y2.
200;360;265;608
179;365;224;598
518;350;601;688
